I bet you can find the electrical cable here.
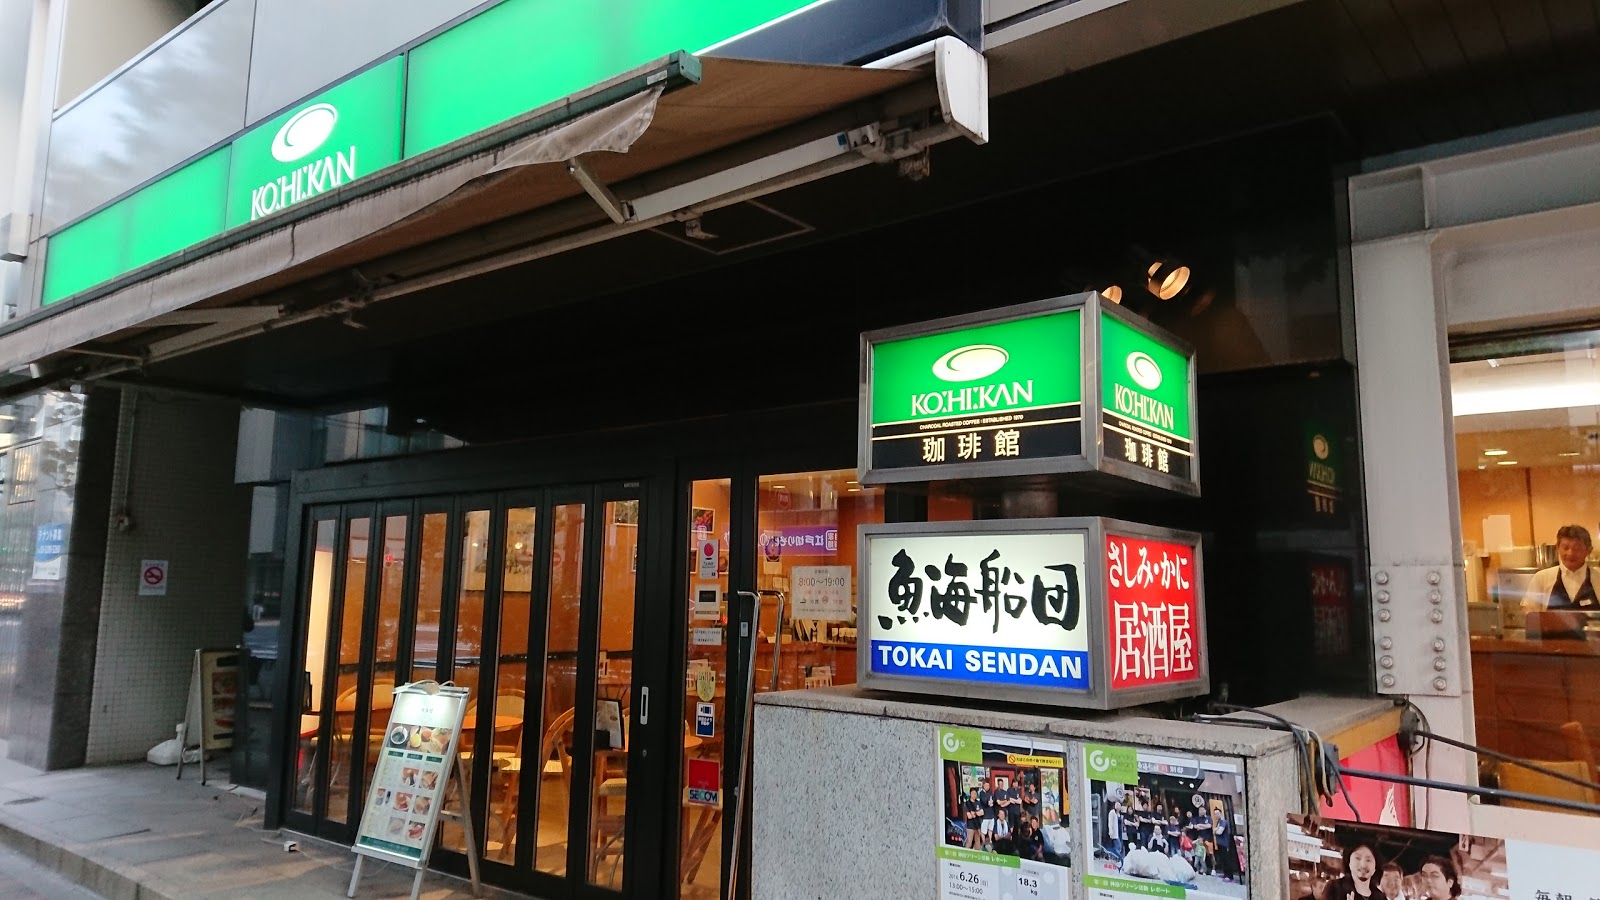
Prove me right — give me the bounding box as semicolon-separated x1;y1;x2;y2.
1192;704;1354;820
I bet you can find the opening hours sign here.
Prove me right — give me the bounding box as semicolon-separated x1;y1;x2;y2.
858;518;1207;710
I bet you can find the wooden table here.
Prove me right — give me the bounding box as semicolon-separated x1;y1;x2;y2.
460;714;522;732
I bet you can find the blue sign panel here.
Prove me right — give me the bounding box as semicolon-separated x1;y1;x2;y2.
694;702;715;738
868;639;1090;690
32;523;66;581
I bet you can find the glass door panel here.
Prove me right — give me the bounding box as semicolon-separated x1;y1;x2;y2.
588;499;640;889
412;512;449;683
367;514;408;787
327;515;371;824
755;471;883;693
442;507;491;854
486;505;536;864
680;480;730;900
294;517;337;816
535;501;586;877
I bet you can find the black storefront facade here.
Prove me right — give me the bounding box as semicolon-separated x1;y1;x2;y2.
254;111;1371;900
39;0;1600;896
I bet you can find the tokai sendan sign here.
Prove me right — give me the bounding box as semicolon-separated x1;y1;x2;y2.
859;292;1199;495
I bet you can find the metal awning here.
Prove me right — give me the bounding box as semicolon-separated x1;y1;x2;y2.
1;41;986;388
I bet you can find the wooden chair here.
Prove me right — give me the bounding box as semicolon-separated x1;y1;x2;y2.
1560;721;1597;782
1498;759;1600;816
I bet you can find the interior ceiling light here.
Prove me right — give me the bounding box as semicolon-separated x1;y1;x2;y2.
1496;460;1518;466
1560;451;1581;456
1451;356;1600;416
1146;260;1191;300
1483;449;1509;456
1102;285;1123;304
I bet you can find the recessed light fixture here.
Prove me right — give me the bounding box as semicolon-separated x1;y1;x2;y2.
1496;460;1519;466
1146;260;1191;300
1102;285;1124;305
1483;449;1509;456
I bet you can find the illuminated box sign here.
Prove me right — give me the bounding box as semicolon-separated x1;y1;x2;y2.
858;292;1198;496
858;518;1207;710
225;57;405;229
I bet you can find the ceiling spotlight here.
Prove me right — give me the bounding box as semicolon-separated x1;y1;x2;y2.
1102;285;1123;304
1147;260;1191;300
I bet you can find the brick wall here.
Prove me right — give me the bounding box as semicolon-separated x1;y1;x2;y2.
84;391;250;765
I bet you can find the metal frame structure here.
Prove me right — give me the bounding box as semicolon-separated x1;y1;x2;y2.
855;516;1209;710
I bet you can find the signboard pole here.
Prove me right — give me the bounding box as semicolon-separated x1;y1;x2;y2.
348;682;479;899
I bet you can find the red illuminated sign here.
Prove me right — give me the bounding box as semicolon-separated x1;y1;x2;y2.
1106;534;1200;690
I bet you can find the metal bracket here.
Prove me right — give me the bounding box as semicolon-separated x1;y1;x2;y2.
1371;563;1460;697
566;156;633;224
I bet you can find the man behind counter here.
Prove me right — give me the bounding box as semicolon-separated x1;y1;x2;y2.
1522;524;1600;612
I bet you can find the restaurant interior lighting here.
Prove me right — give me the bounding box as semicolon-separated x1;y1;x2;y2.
1102;285;1123;304
1146;259;1190;300
1560;451;1581;456
1483;449;1508;456
1496;460;1518;466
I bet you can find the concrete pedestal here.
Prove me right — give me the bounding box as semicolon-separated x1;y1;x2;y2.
751;688;1328;900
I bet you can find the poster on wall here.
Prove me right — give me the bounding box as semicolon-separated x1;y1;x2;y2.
937;727;1072;900
354;684;468;865
31;523;66;581
1083;743;1250;899
1284;814;1600;900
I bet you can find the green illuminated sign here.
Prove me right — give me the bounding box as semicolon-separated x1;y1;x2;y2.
225;57;404;228
865;310;1084;474
41;0;820;306
404;0;818;157
43;148;230;304
1099;310;1195;482
860;294;1199;494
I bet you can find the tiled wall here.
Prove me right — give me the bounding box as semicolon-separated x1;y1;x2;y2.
84;392;250;765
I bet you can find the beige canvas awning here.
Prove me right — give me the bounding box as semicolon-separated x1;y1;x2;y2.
0;55;932;380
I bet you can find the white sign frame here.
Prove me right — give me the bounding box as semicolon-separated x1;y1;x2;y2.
857;518;1208;711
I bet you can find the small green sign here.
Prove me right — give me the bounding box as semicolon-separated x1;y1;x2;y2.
225;56;405;228
1083;743;1138;784
938;726;982;764
1084;874;1184;898
867;310;1083;472
936;845;1020;868
1099;310;1194;482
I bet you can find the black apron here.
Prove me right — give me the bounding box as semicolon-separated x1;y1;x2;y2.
1548;567;1600;609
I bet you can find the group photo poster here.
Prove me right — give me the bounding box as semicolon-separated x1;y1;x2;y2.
1083;743;1250;899
937;727;1073;900
1286;814;1600;900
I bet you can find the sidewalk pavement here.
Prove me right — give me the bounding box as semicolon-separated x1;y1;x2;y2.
0;746;528;900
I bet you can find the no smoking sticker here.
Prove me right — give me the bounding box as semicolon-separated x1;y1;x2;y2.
139;559;168;596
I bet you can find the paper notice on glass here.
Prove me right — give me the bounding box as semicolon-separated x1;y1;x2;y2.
791;566;852;621
697;539;719;579
1482;514;1514;553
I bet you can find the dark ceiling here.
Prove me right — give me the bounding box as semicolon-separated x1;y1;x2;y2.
120;0;1600;438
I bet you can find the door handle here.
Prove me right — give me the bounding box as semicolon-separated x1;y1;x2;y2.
638;686;649;725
